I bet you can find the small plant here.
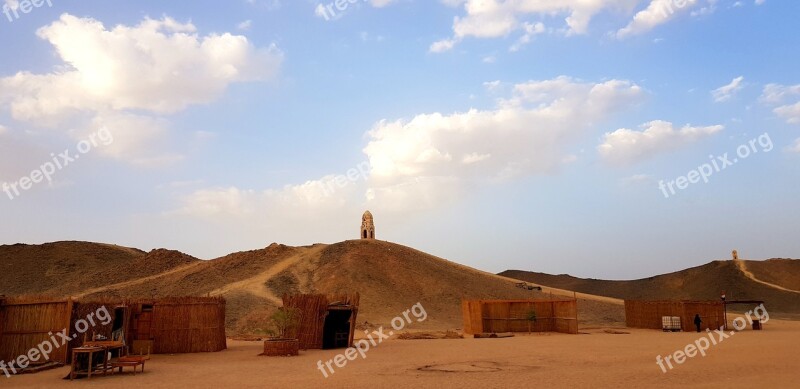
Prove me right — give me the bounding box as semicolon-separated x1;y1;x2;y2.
526;310;537;333
267;307;300;339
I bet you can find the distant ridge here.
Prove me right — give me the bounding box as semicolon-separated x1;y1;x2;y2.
501;258;800;314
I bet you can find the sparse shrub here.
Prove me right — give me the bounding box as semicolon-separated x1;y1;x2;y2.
526;310;537;333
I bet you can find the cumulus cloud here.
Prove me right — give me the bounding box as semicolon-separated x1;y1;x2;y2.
362;77;644;209
174;77;644;220
0;14;283;164
711;76;744;102
598;120;723;165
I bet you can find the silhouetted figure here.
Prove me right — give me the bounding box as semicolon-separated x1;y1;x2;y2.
694;314;702;332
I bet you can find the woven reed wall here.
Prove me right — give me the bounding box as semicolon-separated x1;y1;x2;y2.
0;298;73;364
0;296;226;363
462;299;578;335
147;297;227;353
624;300;725;330
283;293;360;350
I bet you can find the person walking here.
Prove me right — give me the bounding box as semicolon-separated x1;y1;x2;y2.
694;314;702;332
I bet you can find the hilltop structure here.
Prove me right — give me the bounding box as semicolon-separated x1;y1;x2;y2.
361;211;375;240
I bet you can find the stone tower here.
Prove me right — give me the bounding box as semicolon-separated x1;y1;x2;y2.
361;211;375;240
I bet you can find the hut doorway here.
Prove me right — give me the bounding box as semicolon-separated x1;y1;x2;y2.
322;309;352;349
111;306;128;342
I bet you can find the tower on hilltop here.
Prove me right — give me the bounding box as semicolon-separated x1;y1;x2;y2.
361;211;375;240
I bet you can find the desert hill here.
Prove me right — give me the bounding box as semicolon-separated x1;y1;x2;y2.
501;258;800;314
0;240;624;333
0;242;197;296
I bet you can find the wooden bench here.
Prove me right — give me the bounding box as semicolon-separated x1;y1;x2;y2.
109;356;147;375
110;342;151;376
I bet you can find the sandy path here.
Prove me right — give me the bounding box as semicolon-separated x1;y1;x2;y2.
735;259;800;294
5;320;798;388
208;245;327;304
72;261;208;299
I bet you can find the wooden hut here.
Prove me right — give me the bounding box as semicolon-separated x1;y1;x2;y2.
282;293;359;350
462;299;579;335
624;300;725;331
0;296;226;368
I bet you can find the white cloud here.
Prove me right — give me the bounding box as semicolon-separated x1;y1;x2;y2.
429;38;457;53
690;1;718;17
0;14;283;164
616;0;699;38
482;80;503;91
237;20;252;30
174;77;644;219
432;0;640;52
760;83;800;104
787;138;800;153
171;171;365;223
598;120;723;165
711;76;744;102
620;173;654;186
433;0;727;49
509;22;546;52
774;102;800;124
760;83;800;124
363;77;644;208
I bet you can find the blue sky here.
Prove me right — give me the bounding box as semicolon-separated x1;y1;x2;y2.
1;0;798;279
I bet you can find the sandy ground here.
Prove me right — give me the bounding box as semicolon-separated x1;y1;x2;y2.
5;320;799;389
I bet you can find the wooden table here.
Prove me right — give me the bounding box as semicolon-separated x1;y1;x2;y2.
87;341;125;375
70;347;104;380
70;342;125;380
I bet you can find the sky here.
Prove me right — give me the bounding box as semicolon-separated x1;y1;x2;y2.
1;0;798;280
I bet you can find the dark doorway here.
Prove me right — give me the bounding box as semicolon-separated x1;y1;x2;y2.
112;307;126;341
363;230;367;239
322;309;352;349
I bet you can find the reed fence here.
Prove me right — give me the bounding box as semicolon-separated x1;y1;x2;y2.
462;299;578;335
624;300;725;330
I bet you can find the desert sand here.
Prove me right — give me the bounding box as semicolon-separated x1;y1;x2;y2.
5;320;798;388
